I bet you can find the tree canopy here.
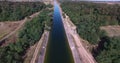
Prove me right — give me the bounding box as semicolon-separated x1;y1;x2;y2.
0;2;45;21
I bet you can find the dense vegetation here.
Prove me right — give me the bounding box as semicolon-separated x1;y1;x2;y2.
0;1;45;21
61;2;120;63
0;8;53;63
95;36;120;63
61;2;120;44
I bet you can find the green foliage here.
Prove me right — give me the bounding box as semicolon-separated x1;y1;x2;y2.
46;4;53;8
96;37;120;63
61;2;120;44
0;2;46;21
0;9;53;63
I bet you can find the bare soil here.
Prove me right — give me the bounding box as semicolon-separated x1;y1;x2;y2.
0;11;40;47
0;21;21;40
100;25;120;37
1;33;18;47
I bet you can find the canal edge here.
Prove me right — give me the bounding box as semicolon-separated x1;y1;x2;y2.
30;30;50;63
58;4;82;63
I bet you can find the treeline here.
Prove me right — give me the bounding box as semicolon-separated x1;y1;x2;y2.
0;1;45;21
61;2;120;63
61;2;120;44
0;9;53;63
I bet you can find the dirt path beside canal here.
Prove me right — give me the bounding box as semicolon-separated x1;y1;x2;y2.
30;31;49;63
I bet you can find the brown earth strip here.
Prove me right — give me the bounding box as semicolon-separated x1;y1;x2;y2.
0;11;40;47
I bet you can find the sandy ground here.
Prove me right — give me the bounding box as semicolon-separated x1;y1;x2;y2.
59;5;96;63
0;11;40;46
100;25;120;37
0;21;21;39
30;31;49;63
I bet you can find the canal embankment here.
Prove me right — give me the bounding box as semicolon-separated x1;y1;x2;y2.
59;5;96;63
30;30;49;63
59;5;82;63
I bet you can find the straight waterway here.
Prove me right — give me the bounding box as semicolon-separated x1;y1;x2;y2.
44;1;74;63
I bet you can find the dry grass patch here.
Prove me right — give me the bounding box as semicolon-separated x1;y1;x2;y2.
0;21;21;40
100;25;120;37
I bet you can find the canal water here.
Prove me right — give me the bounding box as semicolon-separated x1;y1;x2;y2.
44;1;74;63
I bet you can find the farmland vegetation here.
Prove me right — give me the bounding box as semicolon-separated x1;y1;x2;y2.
0;8;53;63
61;2;120;63
0;1;45;21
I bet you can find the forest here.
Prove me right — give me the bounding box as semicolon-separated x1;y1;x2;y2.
94;36;120;63
61;2;120;63
0;8;53;63
0;1;45;21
